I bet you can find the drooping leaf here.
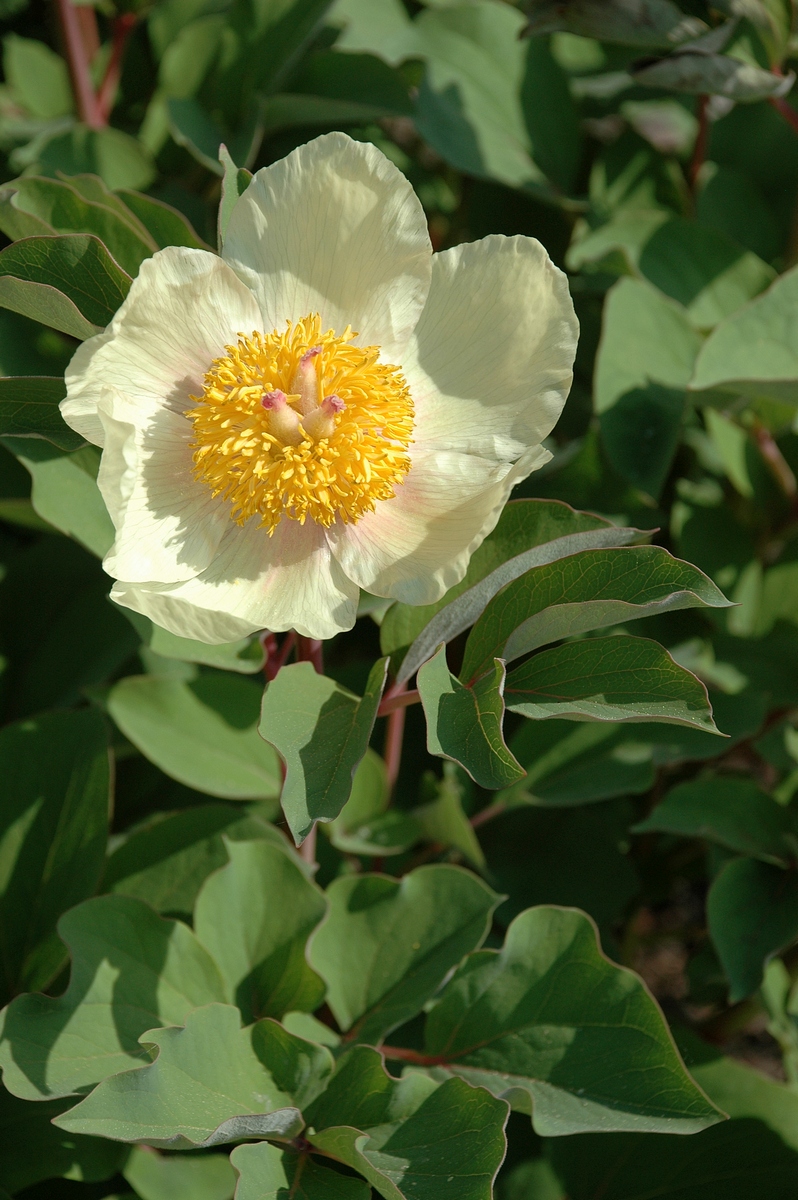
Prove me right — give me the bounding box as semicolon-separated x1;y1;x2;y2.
633;776;798;865
504;636;720;732
107;673;282;801
122;608;265;674
2;438;113;557
306;1047;509;1200
418;645;525;788
327;748;421;857
0;895;226;1099
421;906;722;1134
0;709;110;999
259;657;388;843
53;1004;304;1148
522;0;705;46
194;838;326;1021
232;1142;369;1200
460;546;731;684
308;865;498;1045
115;188;210;251
633;51;794;101
123;1146;235;1200
0;376;81;451
0;235;131;338
707;856;798;1001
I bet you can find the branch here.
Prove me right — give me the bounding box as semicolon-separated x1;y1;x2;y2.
56;0;104;128
97;12;137;123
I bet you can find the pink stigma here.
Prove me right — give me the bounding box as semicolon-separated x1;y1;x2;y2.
300;346;322;365
261;390;286;410
323;393;345;413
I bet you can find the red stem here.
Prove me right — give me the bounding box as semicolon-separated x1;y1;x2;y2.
383;701;406;796
380;1045;447;1066
297;637;324;674
299;822;317;868
690;94;709;191
56;0;104;128
261;633;280;681
377;688;420;717
96;12;137;123
771;95;798;136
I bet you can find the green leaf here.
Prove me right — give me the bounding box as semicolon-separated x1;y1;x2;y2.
328;749;421;857
0;176;156;276
33;126;156;192
0;376;81;451
691;264;798;404
594;278;701;495
422;906;722;1134
103;805;287;917
412;762;485;868
460;546;731;685
3;34;72;119
418;645;525;789
124;1146;235;1200
546;1118;798;1200
259;658;388;843
107;673;282;801
522;0;705;46
522;36;581;193
166;97;262;177
707;856;798;1001
0;709;109;999
504;635;720;732
396;508;645;684
115;189;210;251
633;776;798;865
633;50;794;101
308;864;498;1045
122;609;265;674
231;1142;369;1200
53;1004;304;1148
194;838;326;1021
0;1086;127;1194
217;144;252;251
2;438;114;557
304;1046;508;1200
0;235;131;339
0;894;226;1099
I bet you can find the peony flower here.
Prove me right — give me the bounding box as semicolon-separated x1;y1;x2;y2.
61;133;578;643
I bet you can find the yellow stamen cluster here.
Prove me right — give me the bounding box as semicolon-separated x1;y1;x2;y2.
187;314;414;531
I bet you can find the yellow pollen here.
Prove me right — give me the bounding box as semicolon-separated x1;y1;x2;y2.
187;314;414;531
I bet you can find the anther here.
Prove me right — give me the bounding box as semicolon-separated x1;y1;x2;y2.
303;394;345;442
261;390;303;446
291;346;322;415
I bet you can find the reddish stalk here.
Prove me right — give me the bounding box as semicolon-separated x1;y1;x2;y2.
469;800;506;830
690;94;709;192
299;823;318;869
377;688;420;717
380;1045;447;1066
383;683;408;795
297;636;324;673
261;633;280;681
56;0;104;127
771;95;798;136
96;12;137;123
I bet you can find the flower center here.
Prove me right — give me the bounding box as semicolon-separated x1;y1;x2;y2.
187;314;414;531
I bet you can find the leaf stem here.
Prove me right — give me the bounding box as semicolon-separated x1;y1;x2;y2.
297;636;324;673
380;1044;447;1066
770;94;798;136
299;822;317;869
96;12;137;123
383;685;408;795
56;0;105;128
689;94;709;194
377;688;420;717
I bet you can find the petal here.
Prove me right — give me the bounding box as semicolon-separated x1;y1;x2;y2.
403;235;578;461
112;516;359;644
327;444;550;605
97;396;230;584
222;132;432;359
61;247;261;446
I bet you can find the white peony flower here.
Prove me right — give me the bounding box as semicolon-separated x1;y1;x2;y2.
61;133;578;644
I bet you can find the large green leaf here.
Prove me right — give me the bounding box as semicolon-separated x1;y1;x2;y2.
194;839;326;1021
633;776;798;865
707;856;798;1001
522;0;704;45
0;176;156;276
690;263;798;403
0;235;131;338
107;673;281;801
327;748;421;857
232;1142;369;1200
305;1048;509;1200
124;1146;235;1200
122;608;265;674
504;636;720;731
115;189;210;251
0;895;226;1099
0;376;81;451
395;505;644;684
308;865;498;1046
0;709;109;999
421;906;722;1134
418;645;524;788
460;546;730;684
634;50;793;101
2;438;113;557
53;1004;304;1148
0;1086;127;1195
259;658;388;843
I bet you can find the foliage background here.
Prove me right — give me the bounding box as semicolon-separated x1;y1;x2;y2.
5;0;798;1197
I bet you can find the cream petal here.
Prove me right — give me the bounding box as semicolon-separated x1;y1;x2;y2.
403;235;578;461
97;398;230;584
61;246;261;446
222;132;432;358
112;516;359;644
327;444;550;605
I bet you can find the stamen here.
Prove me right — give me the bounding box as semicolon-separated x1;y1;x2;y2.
291;345;322;415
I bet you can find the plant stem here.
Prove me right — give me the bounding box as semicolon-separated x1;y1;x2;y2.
469;800;506;830
377;688;420;717
750;418;798;501
380;1044;447;1066
383;686;407;796
690;93;709;193
299;822;317;869
297;636;324;673
96;12;137;123
56;0;105;128
771;94;798;136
